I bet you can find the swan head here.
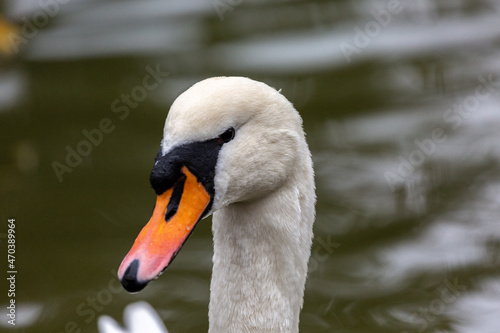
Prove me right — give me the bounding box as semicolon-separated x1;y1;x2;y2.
118;77;305;292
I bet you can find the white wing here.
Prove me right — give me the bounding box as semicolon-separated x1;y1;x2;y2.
98;302;168;333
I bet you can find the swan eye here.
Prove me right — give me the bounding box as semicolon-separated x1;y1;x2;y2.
218;127;235;144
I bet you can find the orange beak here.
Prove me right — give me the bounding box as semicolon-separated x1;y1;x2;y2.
118;166;211;292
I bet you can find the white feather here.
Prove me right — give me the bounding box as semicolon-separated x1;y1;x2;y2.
98;302;168;333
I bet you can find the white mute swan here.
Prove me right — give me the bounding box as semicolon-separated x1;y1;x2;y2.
101;77;316;332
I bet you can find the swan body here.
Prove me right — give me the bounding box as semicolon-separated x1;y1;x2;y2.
105;77;316;332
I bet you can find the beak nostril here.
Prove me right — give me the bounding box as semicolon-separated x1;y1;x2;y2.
165;174;186;222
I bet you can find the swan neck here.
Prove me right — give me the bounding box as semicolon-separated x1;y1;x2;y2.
209;184;312;333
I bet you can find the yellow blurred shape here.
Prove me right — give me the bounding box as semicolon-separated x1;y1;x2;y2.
0;16;20;56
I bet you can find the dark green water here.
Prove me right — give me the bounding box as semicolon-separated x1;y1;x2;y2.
1;0;500;332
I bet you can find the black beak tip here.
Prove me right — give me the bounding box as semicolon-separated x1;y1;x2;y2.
120;259;149;293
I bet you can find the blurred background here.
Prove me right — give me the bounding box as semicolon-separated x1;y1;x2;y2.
1;0;500;332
